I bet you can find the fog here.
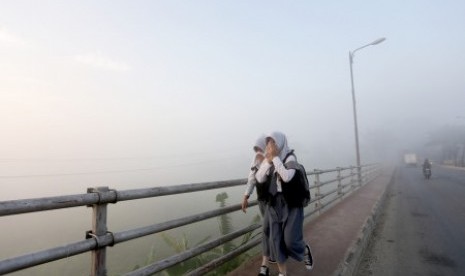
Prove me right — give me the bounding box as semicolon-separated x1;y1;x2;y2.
1;1;465;194
2;2;465;275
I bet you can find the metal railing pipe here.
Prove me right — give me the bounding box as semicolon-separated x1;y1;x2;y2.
186;237;262;276
125;224;261;276
0;193;100;216
0;239;97;275
113;202;255;244
116;179;246;202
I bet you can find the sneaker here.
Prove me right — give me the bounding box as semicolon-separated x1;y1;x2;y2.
268;258;277;264
258;265;269;276
304;244;314;270
278;273;286;276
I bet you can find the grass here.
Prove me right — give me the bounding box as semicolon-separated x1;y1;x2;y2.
134;192;261;275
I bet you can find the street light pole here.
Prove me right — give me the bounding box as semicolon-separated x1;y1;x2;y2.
349;37;386;185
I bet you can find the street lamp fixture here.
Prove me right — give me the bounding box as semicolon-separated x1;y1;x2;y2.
349;37;386;185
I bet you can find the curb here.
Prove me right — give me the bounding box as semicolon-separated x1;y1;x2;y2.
333;168;396;276
440;164;465;171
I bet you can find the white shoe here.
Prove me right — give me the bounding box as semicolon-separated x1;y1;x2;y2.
258;265;269;276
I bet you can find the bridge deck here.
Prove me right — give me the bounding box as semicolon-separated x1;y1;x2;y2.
228;168;393;276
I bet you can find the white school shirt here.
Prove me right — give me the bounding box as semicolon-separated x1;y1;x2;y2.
255;155;296;192
243;153;264;197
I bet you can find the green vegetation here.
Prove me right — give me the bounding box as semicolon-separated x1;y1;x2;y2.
134;192;261;275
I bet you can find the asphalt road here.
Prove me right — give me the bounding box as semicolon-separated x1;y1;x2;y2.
357;165;465;276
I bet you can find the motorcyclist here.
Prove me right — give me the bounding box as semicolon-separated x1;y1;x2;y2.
422;158;432;174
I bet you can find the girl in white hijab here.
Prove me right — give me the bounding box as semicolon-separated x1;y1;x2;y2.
255;131;313;276
241;135;277;271
268;131;291;160
242;134;267;215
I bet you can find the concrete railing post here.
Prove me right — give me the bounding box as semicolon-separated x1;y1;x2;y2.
350;166;356;190
314;170;321;215
87;187;109;276
361;165;369;186
337;167;342;199
359;167;370;187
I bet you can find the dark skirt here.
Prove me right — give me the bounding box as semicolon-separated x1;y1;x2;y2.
264;193;306;263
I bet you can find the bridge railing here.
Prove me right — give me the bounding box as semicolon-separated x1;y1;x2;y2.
0;163;381;276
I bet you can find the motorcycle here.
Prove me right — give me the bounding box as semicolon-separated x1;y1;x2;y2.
423;168;431;179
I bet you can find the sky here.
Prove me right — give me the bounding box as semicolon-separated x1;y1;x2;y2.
1;1;465;180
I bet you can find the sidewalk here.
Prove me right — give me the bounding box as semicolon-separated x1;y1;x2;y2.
228;168;394;276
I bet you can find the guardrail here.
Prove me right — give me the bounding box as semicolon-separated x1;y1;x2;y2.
0;163;381;276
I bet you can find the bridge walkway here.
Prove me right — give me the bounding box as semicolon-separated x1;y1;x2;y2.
228;168;394;276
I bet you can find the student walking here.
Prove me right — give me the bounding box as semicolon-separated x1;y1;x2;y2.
241;135;276;272
255;131;313;276
241;134;267;216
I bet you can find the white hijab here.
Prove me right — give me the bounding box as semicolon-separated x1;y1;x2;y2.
267;131;291;160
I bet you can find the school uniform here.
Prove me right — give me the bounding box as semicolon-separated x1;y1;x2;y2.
243;135;276;264
255;133;306;264
244;153;267;216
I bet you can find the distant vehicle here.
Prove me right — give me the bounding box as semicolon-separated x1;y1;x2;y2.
404;153;418;167
422;158;432;179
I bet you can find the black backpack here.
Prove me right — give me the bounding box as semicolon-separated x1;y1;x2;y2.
281;151;311;207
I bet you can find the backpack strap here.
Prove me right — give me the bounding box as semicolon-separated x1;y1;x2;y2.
284;160;299;170
274;150;296;183
283;150;296;163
